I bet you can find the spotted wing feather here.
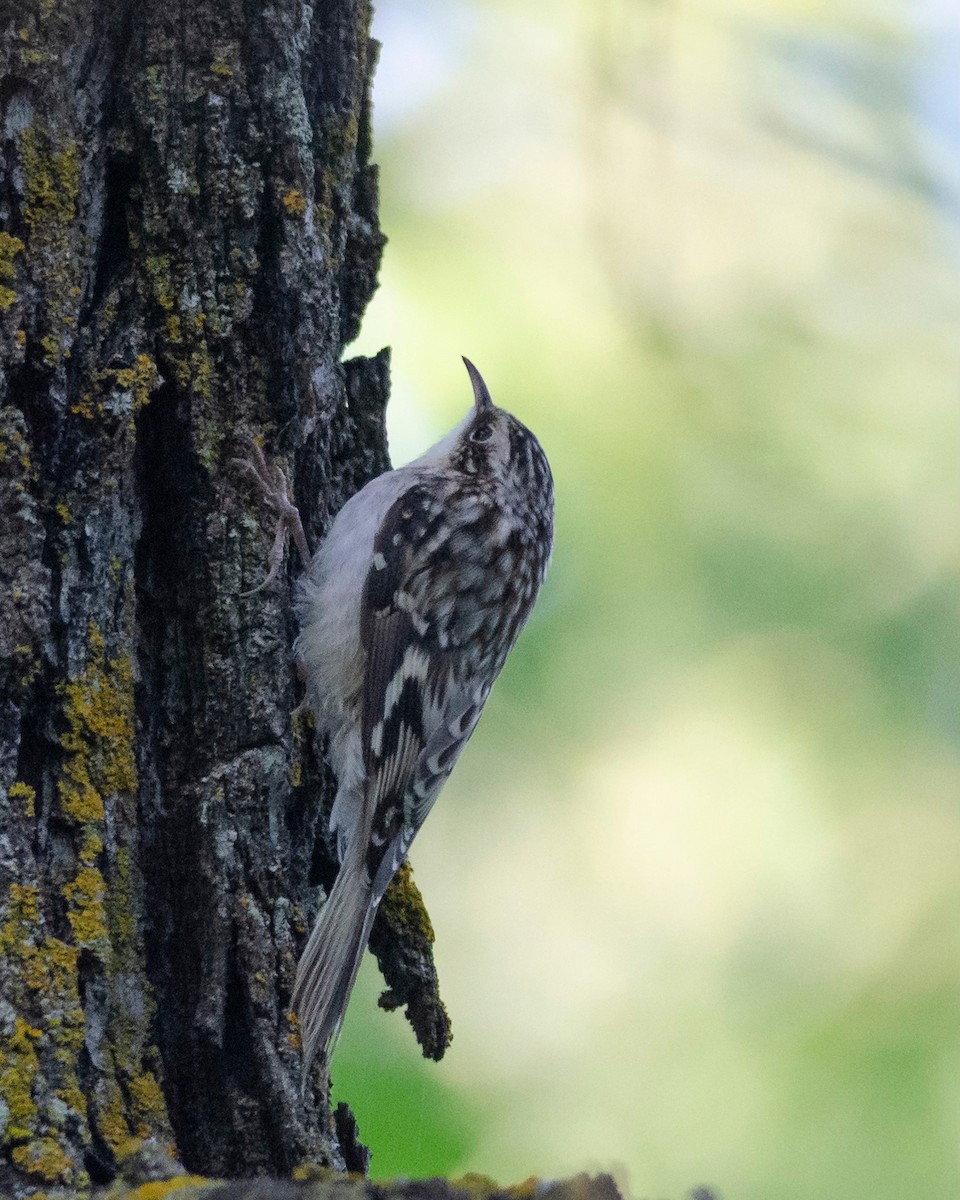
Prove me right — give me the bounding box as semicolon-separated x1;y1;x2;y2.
359;483;499;897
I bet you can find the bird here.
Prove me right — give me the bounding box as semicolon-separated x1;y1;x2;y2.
241;358;554;1080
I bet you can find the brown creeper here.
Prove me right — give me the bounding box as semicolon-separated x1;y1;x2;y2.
279;359;553;1078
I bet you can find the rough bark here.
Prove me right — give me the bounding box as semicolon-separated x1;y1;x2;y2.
102;1139;630;1200
0;0;456;1194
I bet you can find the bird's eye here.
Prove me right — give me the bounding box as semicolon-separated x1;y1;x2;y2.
470;423;493;444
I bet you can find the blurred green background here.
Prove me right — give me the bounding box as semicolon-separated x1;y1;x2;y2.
334;2;960;1197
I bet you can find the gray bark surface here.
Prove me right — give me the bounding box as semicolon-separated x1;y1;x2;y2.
0;0;451;1193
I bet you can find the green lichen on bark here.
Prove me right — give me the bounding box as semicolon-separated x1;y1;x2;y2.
0;882;88;1190
369;864;453;1063
0;232;25;312
16;124;83;364
58;622;136;826
71;357;160;424
92;1163;626;1200
0;612;174;1192
377;863;435;945
55;622;173;1161
8;781;36;817
0;406;50;714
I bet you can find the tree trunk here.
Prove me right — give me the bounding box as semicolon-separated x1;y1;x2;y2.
0;0;457;1192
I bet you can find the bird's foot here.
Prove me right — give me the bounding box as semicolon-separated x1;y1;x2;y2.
235;441;311;594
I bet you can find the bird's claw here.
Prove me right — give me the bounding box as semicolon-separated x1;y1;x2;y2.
235;440;311;593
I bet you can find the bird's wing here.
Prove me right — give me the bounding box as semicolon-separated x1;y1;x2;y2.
358;480;494;899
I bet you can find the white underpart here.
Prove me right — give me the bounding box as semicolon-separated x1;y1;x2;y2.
296;470;399;850
294;413;472;857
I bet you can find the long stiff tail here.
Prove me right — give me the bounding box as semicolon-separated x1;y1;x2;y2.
292;836;376;1082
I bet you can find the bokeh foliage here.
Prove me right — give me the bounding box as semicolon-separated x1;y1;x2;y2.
334;3;960;1197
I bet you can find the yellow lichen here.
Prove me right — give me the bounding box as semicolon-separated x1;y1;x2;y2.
144;65;164;106
162;305;217;457
110;353;159;410
5;883;40;928
0;232;23;277
112;1136;147;1163
18;127;81;362
290;705;314;789
58;621;137;825
54;1070;87;1119
281;187;307;217
128;1071;166;1135
55;502;71;523
144;254;175;311
128;1176;210;1200
8;781;36;817
15;328;26;347
0;1015;40;1140
0;884;46;992
73;356;159;422
189;340;212;399
79;831;103;864
0;882;86;1173
95;855;173;1147
0;887;83;1018
70;391;100;419
98;1083;131;1151
209;59;233;77
11;1137;75;1183
452;1174;504;1200
58;770;104;823
105;847;136;964
291;1163;336;1183
378;860;435;942
62;866;108;947
4;423;33;475
507;1178;541;1199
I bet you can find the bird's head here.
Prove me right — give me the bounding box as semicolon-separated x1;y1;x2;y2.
446;357;552;499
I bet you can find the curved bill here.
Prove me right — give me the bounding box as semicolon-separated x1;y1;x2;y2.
462;356;494;412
